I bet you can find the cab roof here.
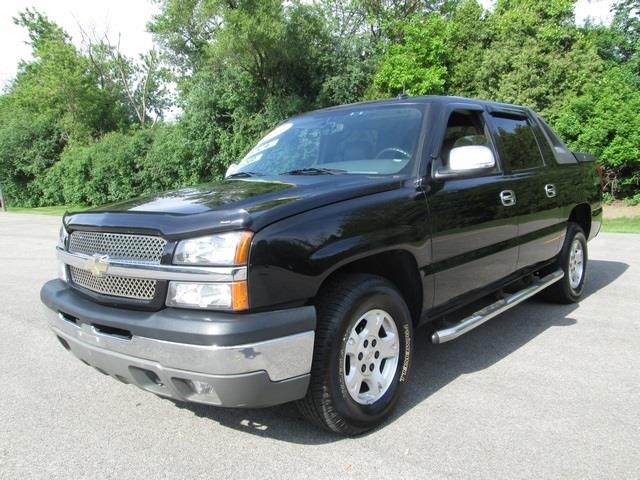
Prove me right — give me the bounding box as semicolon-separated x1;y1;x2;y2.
314;95;529;114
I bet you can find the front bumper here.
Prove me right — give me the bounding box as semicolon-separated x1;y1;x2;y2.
41;280;315;408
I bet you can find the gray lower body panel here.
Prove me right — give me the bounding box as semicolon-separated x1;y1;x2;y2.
53;323;309;407
50;316;311;407
41;280;315;408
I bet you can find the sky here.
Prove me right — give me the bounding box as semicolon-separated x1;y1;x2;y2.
0;0;159;88
0;0;616;89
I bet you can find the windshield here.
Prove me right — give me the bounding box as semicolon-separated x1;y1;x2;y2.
227;105;424;177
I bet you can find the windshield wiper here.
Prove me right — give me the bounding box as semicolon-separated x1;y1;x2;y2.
226;171;264;178
280;167;347;176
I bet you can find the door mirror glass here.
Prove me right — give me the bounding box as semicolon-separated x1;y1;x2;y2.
448;145;496;172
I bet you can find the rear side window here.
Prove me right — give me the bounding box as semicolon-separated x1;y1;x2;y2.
491;115;544;170
538;116;568;150
536;115;577;164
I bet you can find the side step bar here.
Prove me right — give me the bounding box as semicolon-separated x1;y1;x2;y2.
431;270;564;344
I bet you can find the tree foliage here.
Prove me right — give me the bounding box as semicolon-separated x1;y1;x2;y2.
555;65;640;197
0;0;638;207
372;14;449;96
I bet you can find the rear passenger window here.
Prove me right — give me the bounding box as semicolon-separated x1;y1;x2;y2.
491;115;544;170
538;116;568;151
536;115;577;164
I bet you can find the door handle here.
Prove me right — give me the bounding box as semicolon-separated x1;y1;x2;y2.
544;184;556;198
500;190;516;207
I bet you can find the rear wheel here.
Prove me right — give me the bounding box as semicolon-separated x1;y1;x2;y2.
542;222;588;303
297;274;413;436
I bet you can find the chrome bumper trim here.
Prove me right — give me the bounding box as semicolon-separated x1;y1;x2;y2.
57;248;247;282
50;311;314;381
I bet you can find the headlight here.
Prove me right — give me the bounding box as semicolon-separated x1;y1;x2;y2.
166;281;248;311
173;231;252;266
58;225;69;250
170;231;252;310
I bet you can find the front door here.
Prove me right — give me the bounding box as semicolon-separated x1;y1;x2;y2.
427;107;519;306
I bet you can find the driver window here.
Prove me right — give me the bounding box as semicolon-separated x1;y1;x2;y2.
440;110;490;167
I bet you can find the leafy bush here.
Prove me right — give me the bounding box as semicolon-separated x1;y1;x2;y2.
38;129;155;206
624;193;640;206
555;65;640;198
1;1;639;208
0;111;65;206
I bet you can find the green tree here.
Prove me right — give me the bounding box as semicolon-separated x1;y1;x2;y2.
149;0;227;73
2;0;639;208
0;106;64;205
555;65;640;198
611;0;640;68
7;9;129;141
372;14;449;96
0;9;169;206
444;0;488;98
461;0;602;121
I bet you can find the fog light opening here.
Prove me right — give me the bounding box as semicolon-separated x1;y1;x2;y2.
129;367;164;387
187;379;216;395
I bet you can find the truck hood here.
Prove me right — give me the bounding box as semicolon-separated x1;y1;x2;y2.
64;175;407;239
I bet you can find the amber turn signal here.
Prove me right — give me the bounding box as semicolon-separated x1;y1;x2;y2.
231;281;249;311
234;231;253;265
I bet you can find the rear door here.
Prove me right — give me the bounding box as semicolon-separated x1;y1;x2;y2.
427;105;519;306
486;109;564;269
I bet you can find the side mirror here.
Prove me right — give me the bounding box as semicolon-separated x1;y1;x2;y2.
434;145;496;179
225;163;240;178
449;145;496;171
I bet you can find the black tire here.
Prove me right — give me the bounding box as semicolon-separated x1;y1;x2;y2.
297;274;413;436
541;222;588;304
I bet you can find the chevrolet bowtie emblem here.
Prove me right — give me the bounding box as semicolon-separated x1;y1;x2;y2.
86;253;110;277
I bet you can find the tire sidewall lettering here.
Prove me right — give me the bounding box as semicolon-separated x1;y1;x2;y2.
399;323;411;383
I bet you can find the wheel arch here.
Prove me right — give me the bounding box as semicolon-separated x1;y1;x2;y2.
315;249;423;327
569;203;592;238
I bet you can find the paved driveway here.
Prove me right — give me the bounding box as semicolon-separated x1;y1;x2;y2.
1;213;638;479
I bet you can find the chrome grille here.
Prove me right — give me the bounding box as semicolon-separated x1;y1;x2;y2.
69;266;157;300
69;231;166;264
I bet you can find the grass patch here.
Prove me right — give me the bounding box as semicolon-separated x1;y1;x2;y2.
6;205;86;216
601;216;640;233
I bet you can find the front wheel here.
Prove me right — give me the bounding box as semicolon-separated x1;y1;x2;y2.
297;274;413;436
542;222;588;304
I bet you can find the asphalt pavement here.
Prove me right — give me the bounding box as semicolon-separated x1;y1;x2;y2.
1;213;638;479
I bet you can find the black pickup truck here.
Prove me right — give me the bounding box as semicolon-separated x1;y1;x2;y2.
41;96;602;435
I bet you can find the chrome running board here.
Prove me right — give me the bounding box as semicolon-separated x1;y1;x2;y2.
431;270;564;344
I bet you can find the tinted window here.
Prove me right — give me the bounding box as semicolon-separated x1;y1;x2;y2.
530;119;555;164
536;115;577;164
230;106;424;176
537;115;568;150
491;115;543;170
440;110;491;167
